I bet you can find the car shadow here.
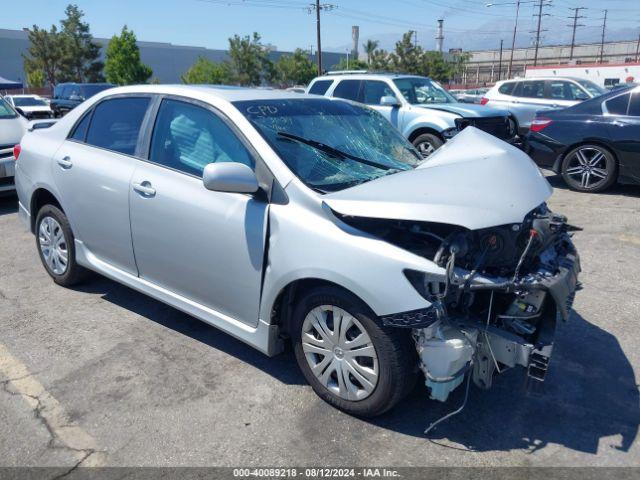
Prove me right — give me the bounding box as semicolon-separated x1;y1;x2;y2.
0;193;18;216
371;310;639;454
73;276;307;387
76;274;638;455
545;172;640;198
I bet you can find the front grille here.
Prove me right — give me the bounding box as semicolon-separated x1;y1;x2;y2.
456;116;512;140
0;145;13;159
28;111;52;119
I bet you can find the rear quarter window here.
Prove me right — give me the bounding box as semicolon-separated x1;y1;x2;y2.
604;93;630;115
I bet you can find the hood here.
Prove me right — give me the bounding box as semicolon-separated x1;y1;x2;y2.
416;102;508;118
17;105;51;113
323;127;552;231
0;116;27;144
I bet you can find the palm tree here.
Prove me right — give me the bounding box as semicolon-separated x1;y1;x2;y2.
363;39;379;66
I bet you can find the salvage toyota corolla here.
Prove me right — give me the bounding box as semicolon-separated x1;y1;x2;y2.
14;85;580;418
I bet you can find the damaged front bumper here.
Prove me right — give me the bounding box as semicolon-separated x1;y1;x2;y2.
386;233;581;403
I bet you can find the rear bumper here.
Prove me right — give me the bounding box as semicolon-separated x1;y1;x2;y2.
526;135;563;170
18;200;31;231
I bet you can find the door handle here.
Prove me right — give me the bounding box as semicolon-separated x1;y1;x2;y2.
132;181;156;196
56;156;73;169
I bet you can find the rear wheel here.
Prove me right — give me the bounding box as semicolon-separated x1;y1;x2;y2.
561;144;617;193
412;133;443;159
35;205;88;286
292;286;416;417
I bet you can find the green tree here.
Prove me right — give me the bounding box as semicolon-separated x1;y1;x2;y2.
59;4;103;82
331;57;368;71
363;39;379;65
228;33;272;86
273;49;315;86
181;57;232;84
22;25;65;86
26;68;46;88
388;31;424;75
423;51;452;82
104;26;152;85
369;48;390;71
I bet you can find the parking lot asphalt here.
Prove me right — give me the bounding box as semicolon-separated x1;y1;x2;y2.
0;173;639;469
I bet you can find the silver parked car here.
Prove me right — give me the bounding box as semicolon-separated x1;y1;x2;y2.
15;85;580;417
5;94;54;119
482;77;605;134
0;95;27;194
307;73;516;158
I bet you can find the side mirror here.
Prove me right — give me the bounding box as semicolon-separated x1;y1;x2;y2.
69;94;83;101
202;162;259;194
380;95;400;107
575;92;589;101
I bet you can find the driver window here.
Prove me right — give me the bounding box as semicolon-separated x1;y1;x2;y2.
362;81;396;105
149;99;254;177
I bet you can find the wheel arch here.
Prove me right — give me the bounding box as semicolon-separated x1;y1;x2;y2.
29;188;64;234
269;278;373;339
407;127;444;144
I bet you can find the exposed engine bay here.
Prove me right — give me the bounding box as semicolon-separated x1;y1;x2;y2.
337;203;581;407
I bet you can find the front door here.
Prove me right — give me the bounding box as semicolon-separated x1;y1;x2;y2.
362;80;402;129
51;96;151;275
129;98;268;326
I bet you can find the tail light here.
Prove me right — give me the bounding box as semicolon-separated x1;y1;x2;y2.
530;117;553;132
13;144;21;161
479;97;489;105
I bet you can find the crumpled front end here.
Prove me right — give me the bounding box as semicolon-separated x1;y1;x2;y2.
341;203;580;402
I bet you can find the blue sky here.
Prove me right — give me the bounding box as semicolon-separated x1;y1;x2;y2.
3;0;639;52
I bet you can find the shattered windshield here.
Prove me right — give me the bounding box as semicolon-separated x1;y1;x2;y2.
234;98;422;192
393;77;457;105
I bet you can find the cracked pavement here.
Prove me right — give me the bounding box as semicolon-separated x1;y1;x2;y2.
0;173;639;467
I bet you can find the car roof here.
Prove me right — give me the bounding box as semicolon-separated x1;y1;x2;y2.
91;84;322;102
6;94;40;98
499;76;592;83
315;73;431;81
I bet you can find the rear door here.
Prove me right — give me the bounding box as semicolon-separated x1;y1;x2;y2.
51;95;152;275
511;80;552;129
129;97;268;326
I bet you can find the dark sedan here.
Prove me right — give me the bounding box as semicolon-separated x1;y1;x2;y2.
527;86;640;193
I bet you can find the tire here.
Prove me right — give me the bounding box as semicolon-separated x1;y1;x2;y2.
412;133;444;159
561;144;617;193
292;286;417;417
35;205;88;287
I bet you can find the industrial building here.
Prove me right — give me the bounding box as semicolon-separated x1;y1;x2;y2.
0;28;345;86
461;38;640;85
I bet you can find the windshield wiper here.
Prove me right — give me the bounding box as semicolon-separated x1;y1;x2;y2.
276;131;393;171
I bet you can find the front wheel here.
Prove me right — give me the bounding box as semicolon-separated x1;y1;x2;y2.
412;133;444;159
561;144;617;193
292;286;416;417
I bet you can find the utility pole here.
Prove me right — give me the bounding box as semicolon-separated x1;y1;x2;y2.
567;7;586;61
508;0;521;78
309;1;336;75
498;39;504;81
599;9;608;64
532;0;549;66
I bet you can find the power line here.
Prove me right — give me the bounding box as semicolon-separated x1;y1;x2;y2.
567;6;586;60
531;0;552;66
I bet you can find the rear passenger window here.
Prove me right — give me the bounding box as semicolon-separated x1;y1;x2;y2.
333;80;361;102
308;80;333;95
149;99;254;177
362;80;396;105
604;93;630;115
520;80;545;98
85;97;150;155
69;111;92;142
498;82;515;95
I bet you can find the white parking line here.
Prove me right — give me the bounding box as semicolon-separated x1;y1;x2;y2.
0;343;105;467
